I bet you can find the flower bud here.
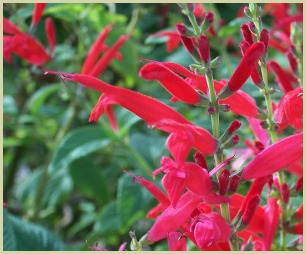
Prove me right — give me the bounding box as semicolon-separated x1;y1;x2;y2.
286;51;298;72
260;120;269;129
280;183;290;204
254;141;265;153
229;175;241;194
248;21;256;33
219;170;230;195
193;151;208;170
242;195;260;225
241;24;253;45
176;22;187;35
228;120;242;136
219;103;230;112
260;29;269;53
208;106;216;114
197;35;210;63
200;12;214;32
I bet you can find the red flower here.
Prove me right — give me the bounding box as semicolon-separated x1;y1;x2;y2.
139;62;200;104
241;132;303;180
31;3;47;26
45;17;56;54
274;87;303;132
219;42;265;99
268;60;294;94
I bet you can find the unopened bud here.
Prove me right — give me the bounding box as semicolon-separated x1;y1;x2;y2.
280;183;290;204
176;22;187;35
241;24;253;45
295;177;303;193
273;124;280;132
228;120;242;136
242;195;260;225
248;21;256;33
286;51;298;72
254;141;265;153
260;29;269;53
219;170;230;196
260;120;269;129
193;151;208;170
229;175;241;194
208;105;216;114
219;103;230;112
232;134;240;145
197;35;210;63
200;11;214;32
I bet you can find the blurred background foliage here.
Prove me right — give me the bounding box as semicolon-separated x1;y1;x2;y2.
3;3;300;251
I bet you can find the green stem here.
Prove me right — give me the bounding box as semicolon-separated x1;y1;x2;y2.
186;10;201;37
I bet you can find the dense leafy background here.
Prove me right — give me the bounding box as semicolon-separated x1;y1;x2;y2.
3;3;300;251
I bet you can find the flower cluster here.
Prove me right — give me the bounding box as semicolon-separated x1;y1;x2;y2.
5;3;302;251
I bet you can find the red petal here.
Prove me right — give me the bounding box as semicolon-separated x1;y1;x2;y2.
32;3;47;26
139;63;200;104
45;17;56;53
167;232;187;251
3;17;21;35
264;198;280;250
242;133;303;180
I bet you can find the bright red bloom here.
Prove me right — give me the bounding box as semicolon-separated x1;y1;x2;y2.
32;3;47;26
81;24;112;75
88;35;128;78
191;212;231;250
268;60;294;94
197;35;210;63
241;132;303;180
11;32;51;66
274;87;303;132
139;62;200;104
219;42;265;98
240;24;253;45
45;17;56;53
286;50;298;72
3;17;21;35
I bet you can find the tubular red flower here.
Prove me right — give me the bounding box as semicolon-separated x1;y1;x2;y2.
11;32;50;66
268;60;294;94
242;133;303;180
264;198;280;251
219;42;265;98
167;232;187;251
81;24;112;75
3;17;21;35
228;120;241;136
240;24;254;45
3;35;14;63
139;63;200;104
280;183;290;204
147;191;202;242
32;3;47;26
218;170;230;196
45;17;56;53
48;73;216;155
259;29;269;53
229;175;240;194
193;151;208;170
274;87;303;132
286;50;298;72
197;35;210;63
89;35;128;78
242;195;260;225
149;30;181;53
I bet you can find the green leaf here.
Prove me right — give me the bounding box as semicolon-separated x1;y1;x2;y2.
27;84;62;115
145;34;168;45
48;126;111;173
218;17;249;38
4;96;18;116
69;158;110;204
116;174;152;229
94;201;122;234
3;208;65;251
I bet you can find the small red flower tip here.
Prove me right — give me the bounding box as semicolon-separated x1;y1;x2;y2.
89;35;128;78
81;24;112;74
286;50;298;72
45;17;56;53
259;29;269;53
241;23;254;45
167;232;187;251
295;177;303;193
206;12;214;23
3;17;21;35
176;22;187;35
218;170;230;196
296;204;303;219
280;183;290;204
254;141;265;153
229;175;240;194
139;63;200;104
231;135;240;145
267;60;294;94
180;36;195;55
219;42;265;99
32;3;47;26
228;120;241;136
242;195;260;225
242;132;303;180
197;35;210;63
193;151;208;170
